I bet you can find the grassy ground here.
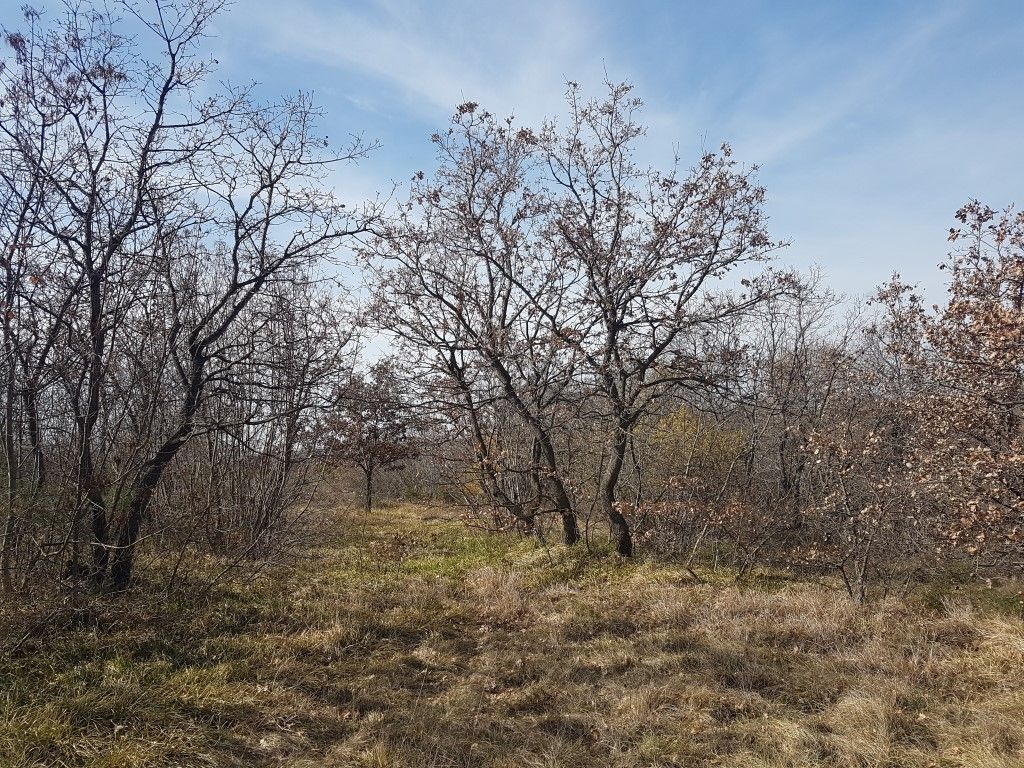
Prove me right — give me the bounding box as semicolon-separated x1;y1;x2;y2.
2;505;1023;767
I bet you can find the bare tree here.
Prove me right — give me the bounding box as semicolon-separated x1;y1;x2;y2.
536;82;784;554
325;359;418;514
373;83;782;555
368;103;582;545
0;1;375;594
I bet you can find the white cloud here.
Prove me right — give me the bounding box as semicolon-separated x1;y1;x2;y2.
217;0;1021;302
727;4;963;165
231;0;612;125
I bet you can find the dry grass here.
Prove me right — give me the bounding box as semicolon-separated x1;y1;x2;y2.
2;505;1023;767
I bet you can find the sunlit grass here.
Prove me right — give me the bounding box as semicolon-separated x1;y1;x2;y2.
2;503;1022;766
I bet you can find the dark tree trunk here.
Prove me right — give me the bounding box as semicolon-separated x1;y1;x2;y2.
79;263;109;582
108;429;190;590
601;421;633;556
0;513;14;594
561;510;581;547
2;334;16;593
107;354;206;590
108;488;150;590
75;442;109;582
22;387;45;490
454;366;543;532
364;465;373;514
485;354;580;546
532;431;578;546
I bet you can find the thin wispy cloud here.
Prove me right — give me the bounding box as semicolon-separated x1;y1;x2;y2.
207;0;1023;299
727;4;963;165
233;0;608;125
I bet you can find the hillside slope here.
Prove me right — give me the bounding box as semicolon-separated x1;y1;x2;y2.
3;506;1023;767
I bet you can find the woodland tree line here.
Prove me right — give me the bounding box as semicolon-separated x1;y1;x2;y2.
1;1;1021;608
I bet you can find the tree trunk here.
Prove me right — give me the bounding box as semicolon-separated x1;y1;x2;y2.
484;354;579;546
1;506;14;595
560;509;580;547
73;436;109;582
601;421;633;556
108;482;154;590
79;264;110;582
532;432;579;546
2;358;16;594
108;431;189;590
364;465;373;514
22;387;45;490
2;265;19;592
107;354;206;590
455;367;542;532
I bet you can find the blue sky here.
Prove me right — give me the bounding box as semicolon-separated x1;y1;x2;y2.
206;0;1023;301
8;0;1022;301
